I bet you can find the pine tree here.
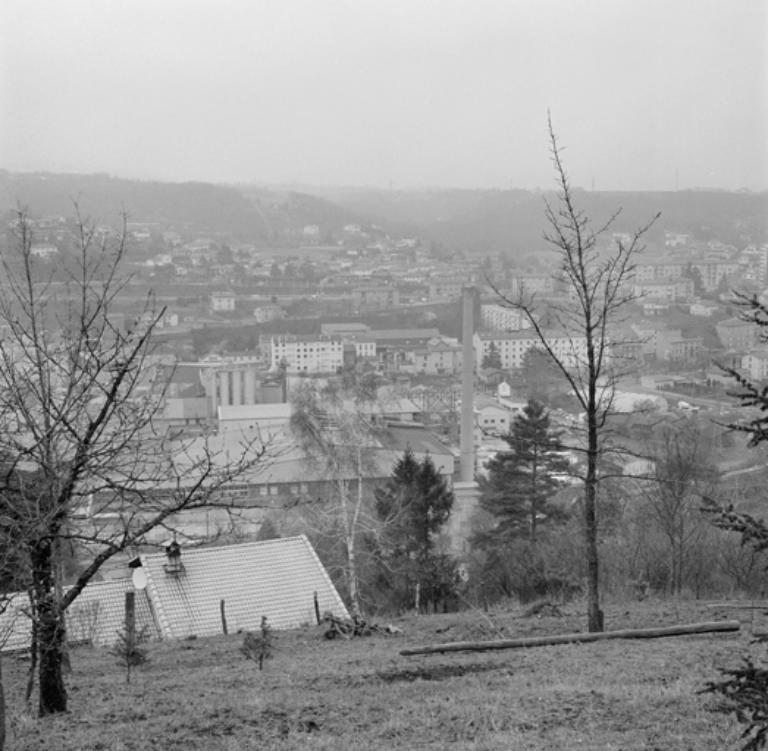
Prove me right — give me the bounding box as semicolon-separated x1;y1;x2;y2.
374;449;456;611
482;342;503;370
375;449;453;559
479;399;568;544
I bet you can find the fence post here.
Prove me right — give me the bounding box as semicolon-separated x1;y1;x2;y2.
125;591;135;643
220;599;228;635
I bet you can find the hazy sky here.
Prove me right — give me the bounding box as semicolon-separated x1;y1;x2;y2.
1;0;766;191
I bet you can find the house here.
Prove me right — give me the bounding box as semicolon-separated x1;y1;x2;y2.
742;350;768;381
716;317;757;350
654;329;702;363
138;537;348;637
506;274;558;296
476;399;517;435
411;341;463;375
689;301;720;317
211;290;237;313
0;536;349;652
352;285;399;310
253;304;286;323
30;244;59;260
0;578;159;653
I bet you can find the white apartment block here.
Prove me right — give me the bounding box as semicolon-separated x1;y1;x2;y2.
270;335;344;373
481;304;530;332
473;330;587;371
211;291;236;312
742;350;768;381
351;340;376;358
632;278;694;302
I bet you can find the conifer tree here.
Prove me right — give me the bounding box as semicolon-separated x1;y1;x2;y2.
481;342;503;370
479;399;568;544
374;449;456;610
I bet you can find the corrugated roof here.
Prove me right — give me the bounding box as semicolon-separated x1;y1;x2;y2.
218;403;292;422
141;535;348;639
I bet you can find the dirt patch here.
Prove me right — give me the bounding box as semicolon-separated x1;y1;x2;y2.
376;661;511;683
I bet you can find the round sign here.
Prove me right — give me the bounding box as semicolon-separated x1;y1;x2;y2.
131;567;148;590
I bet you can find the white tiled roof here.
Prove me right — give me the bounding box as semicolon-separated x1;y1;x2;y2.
140;535;348;639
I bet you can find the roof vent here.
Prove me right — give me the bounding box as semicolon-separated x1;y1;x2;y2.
163;538;185;576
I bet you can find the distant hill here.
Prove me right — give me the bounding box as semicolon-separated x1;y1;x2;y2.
0;172;366;243
310;186;768;255
2;171;765;254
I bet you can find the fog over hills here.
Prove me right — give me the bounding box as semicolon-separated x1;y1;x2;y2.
2;170;766;255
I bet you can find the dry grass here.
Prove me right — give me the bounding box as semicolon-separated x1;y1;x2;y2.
4;599;756;750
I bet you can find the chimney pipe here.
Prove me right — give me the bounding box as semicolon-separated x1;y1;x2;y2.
460;286;475;483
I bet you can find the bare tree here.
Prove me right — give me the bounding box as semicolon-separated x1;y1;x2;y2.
637;423;720;594
0;209;271;716
489;116;659;631
289;381;385;616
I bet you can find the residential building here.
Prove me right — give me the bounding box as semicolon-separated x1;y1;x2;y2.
211;290;236;313
352;285;399;310
742;350;768;381
428;275;470;300
270;334;344;373
636;258;687;282
716;317;758;350
321;322;371;337
30;244;59;260
411;341;463;375
692;259;739;292
253;304;286;323
689;300;720;317
632;278;694;302
368;328;442;368
481;304;530;332
473;329;587;371
506;273;557;296
654;328;702;363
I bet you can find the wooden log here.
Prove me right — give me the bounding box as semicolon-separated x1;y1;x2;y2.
400;620;741;656
706;603;768;610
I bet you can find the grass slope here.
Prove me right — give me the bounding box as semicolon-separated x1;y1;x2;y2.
5;600;751;750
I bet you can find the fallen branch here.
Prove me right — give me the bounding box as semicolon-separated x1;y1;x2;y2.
400;620;740;656
323;612;402;640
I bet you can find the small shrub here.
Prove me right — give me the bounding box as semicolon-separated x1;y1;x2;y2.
109;624;149;683
701;657;768;750
240;616;273;670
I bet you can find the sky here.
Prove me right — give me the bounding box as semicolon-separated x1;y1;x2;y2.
1;0;766;191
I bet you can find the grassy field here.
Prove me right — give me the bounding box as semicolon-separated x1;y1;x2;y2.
4;599;756;750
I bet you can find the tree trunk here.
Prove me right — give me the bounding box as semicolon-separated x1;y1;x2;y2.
585;411;603;632
0;653;5;751
347;531;360;617
31;541;68;716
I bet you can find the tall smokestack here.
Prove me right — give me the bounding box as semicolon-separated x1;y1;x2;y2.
449;286;480;556
460;286;475;482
